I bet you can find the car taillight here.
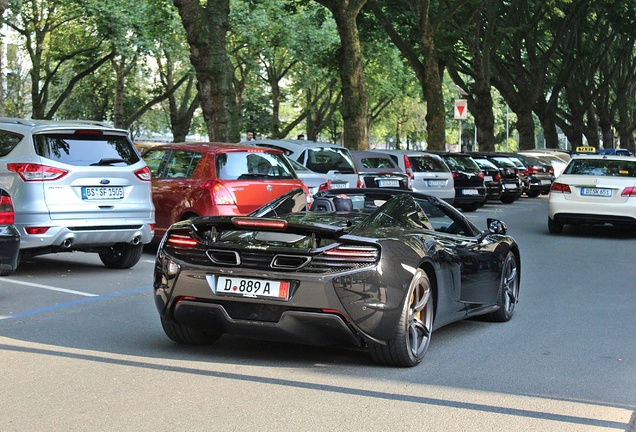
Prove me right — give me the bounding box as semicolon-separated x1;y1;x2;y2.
318;181;331;191
232;217;288;229
166;233;198;247
208;180;236;205
323;245;379;259
452;171;458;179
135;166;152;181
7;163;68;182
0;195;14;224
357;175;365;188
403;155;414;180
25;227;50;234
478;172;484;179
551;182;571;193
495;174;501;181
621;187;636;197
527;167;538;175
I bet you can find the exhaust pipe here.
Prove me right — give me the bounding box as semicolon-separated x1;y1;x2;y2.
61;239;73;248
130;236;141;245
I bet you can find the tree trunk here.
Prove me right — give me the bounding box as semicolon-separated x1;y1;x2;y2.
315;0;368;149
112;58;126;129
173;0;239;143
516;109;536;150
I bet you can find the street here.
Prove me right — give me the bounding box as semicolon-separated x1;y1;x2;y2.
1;195;635;431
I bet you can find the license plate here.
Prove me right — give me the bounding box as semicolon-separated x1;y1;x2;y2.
483;176;493;182
213;276;290;300
82;186;124;200
462;189;479;195
540;180;552;185
330;182;348;189
379;180;400;187
503;183;517;190
581;187;611;197
427;180;446;187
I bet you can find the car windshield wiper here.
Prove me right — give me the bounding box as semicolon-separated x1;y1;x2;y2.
90;158;126;166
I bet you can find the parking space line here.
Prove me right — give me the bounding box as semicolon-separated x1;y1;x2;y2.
0;278;98;297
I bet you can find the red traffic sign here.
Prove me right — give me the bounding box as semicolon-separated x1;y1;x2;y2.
454;99;468;120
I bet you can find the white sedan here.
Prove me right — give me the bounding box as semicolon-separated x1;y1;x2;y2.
548;154;636;233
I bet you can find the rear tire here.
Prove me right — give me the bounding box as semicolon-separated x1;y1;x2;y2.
160;317;222;345
368;269;434;367
99;242;144;269
548;217;563;234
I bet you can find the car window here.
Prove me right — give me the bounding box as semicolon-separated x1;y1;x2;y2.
416;198;469;236
142;148;170;177
408;155;450;173
443;155;480;173
216;151;295;180
33;133;140;166
565;159;636;177
166;151;201;178
473;158;498;170
0;130;23;157
359;156;396;169
305;147;355;174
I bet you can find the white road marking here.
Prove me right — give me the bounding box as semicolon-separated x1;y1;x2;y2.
0;278;98;297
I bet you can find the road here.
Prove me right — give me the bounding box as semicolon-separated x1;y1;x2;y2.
1;195;635;431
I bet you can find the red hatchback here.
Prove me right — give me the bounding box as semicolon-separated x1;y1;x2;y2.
142;142;309;242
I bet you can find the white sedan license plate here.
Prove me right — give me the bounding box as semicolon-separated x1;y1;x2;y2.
379;180;400;187
427;180;446;187
214;276;290;300
581;187;611;197
462;189;479;195
82;186;124;200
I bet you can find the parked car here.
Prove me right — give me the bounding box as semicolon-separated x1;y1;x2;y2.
350;150;410;190
434;152;486;211
522;148;571;162
287;158;331;197
470;153;522;204
251;139;363;190
370;149;455;203
548;154;636;233
142;142;310;243
153;188;520;367
0;188;20;276
519;152;567;178
470;156;503;202
509;153;554;197
0;117;154;269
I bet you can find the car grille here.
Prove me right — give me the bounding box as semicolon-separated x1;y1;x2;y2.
167;246;377;273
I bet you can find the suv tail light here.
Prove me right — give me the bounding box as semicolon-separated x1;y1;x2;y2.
357;175;365;188
134;166;152;181
0;195;15;224
403;155;414;179
7;163;68;182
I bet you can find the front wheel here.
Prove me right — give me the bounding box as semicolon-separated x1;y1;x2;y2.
99;242;144;269
368;269;434;367
485;251;519;322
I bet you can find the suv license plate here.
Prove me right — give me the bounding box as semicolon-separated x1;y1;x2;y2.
462;189;479;195
379;180;400;187
82;186;124;200
213;276;290;300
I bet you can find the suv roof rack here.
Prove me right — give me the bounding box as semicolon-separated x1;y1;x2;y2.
0;117;114;128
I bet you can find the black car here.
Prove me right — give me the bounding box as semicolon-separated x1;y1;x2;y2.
507;153;554;197
153;188;520;367
435;153;487;211
470;156;503;202
0;188;20;276
350;150;410;190
471;153;522;204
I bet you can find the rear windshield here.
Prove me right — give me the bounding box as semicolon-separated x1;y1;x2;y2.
564;159;636;177
216;151;296;180
357;156;397;170
473;158;498;170
305;147;356;174
442;155;481;173
408;155;450;173
34;133;140;166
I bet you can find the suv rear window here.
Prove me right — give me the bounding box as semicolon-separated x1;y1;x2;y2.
408;155;449;173
0;130;24;157
305;148;356;174
34;133;140;166
216;151;296;180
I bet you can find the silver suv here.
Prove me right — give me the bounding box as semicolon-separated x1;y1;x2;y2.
251;139;362;190
0;118;155;269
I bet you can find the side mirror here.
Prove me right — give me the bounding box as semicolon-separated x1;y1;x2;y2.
487;218;507;235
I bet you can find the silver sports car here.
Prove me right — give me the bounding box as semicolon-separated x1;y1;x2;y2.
153;188;521;367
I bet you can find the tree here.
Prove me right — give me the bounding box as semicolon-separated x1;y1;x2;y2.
173;0;239;142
